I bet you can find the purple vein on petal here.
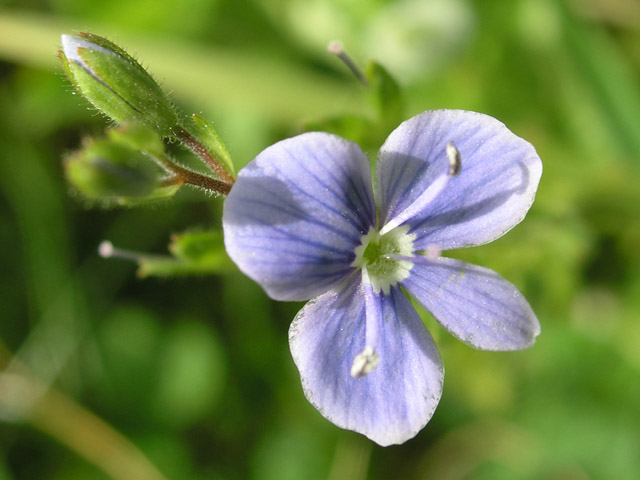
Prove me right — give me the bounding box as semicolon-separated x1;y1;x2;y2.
395;255;520;316
314;140;375;228
382;116;424;203
234;232;354;259
402;256;539;350
278;142;374;232
237;196;360;244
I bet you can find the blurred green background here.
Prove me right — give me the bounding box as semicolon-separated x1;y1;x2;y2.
1;0;640;478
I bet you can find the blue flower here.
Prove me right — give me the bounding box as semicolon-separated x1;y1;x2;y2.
223;110;542;446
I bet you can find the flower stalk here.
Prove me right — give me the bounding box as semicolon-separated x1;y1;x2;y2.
153;151;232;195
173;125;235;186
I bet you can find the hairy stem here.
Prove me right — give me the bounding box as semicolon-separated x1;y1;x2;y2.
155;155;231;195
174;126;235;185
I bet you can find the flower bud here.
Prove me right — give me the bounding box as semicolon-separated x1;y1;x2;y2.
59;32;179;135
65;133;179;206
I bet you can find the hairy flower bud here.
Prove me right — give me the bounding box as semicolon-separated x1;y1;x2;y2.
59;33;179;135
64;132;178;205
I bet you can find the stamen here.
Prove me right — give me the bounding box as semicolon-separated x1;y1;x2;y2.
385;245;440;261
387;254;441;264
351;267;382;379
424;245;442;259
379;142;462;235
327;41;369;87
446;141;462;176
98;240;145;262
98;240;114;258
379;175;449;235
350;346;380;379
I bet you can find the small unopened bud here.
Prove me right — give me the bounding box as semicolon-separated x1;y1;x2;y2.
64;133;177;205
350;346;380;378
59;33;179;135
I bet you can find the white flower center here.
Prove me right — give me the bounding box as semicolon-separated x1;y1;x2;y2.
351;225;416;294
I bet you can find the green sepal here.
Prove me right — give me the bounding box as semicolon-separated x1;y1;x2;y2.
137;230;233;278
191;114;235;177
113;183;182;207
60;33;179;136
107;123;165;158
77;32;141;68
57;50;80;92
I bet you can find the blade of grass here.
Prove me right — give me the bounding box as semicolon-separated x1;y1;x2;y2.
0;10;364;123
561;3;640;160
1;343;167;480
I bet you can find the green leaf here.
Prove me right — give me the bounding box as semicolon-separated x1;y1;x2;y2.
365;60;404;134
561;6;640;160
300;114;375;146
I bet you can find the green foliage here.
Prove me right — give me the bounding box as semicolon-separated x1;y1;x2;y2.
365;60;404;136
299;57;404;150
0;0;639;479
300;113;375;147
151;319;226;428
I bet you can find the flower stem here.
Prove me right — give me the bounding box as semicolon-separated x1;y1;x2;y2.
327;434;372;480
174;125;235;185
154;155;232;195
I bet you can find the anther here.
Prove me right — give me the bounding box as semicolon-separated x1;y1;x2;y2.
98;240;144;262
350;346;380;378
424;245;442;259
386;243;440;263
380;143;462;235
98;240;114;258
446;141;461;176
327;41;369;87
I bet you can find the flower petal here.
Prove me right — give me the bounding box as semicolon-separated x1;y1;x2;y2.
289;276;444;446
223;132;376;301
403;257;540;350
377;110;542;249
